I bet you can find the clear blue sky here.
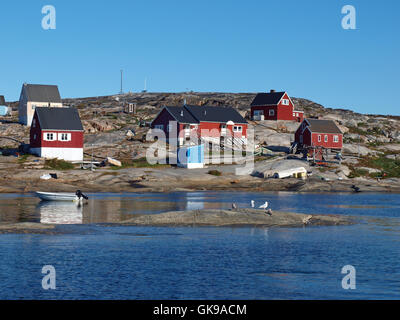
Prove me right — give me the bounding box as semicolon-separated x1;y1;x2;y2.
1;0;399;115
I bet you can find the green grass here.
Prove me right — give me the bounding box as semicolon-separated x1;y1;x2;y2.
44;158;75;170
208;170;222;176
17;154;29;164
348;166;369;178
347;155;400;179
358;155;400;178
110;157;170;170
348;126;368;136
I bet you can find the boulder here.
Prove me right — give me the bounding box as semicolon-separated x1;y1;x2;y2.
342;144;376;156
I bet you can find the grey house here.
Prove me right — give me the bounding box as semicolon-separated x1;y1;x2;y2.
18;83;63;126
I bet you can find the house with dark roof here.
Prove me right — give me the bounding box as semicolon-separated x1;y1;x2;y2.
30;107;84;161
19;83;63;126
294;118;343;157
151;104;248;147
250;90;304;122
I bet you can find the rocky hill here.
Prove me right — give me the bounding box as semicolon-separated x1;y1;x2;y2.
2;92;400;184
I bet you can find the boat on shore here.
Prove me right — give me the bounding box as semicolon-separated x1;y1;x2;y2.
35;191;88;202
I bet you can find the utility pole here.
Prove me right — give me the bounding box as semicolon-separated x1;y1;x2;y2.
120;69;123;94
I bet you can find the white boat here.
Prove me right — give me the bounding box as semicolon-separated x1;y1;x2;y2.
35;191;82;202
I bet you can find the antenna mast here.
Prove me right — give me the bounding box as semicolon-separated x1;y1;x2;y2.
120;69;123;94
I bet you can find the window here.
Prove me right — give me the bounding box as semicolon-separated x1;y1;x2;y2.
233;126;242;132
220;124;226;129
293;112;295;117
318;135;321;142
282;99;289;105
167;124;172;132
269;109;275;116
44;133;55;141
254;110;263;116
154;124;163;130
58;133;71;141
324;135;328;142
33;134;37;140
32;119;36;128
333;135;339;143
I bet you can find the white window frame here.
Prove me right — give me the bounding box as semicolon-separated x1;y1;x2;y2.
233;126;242;132
333;135;339;143
317;135;321;142
58;133;71;141
282;99;289;105
254;110;263;116
269;109;275;116
324;135;328;142
44;132;55;141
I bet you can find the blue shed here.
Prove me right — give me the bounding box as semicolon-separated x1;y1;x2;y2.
177;144;204;169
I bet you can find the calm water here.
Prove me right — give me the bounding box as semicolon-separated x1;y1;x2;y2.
0;192;399;299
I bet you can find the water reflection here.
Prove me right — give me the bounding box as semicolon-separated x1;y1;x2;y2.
0;191;399;226
38;202;83;224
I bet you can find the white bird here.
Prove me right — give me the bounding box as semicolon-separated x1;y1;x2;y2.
232;203;237;210
251;200;255;208
259;201;269;210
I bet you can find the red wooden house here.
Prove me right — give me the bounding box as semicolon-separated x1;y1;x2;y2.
151;105;248;147
250;90;304;122
30;107;84;161
294;118;343;159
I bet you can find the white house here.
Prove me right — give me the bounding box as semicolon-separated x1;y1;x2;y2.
18;83;63;126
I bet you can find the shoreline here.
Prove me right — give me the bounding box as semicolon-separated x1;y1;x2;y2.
0;167;399;194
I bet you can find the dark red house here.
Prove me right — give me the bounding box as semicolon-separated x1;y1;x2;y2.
250;90;304;122
294;118;343;159
30;107;84;161
151;105;248;147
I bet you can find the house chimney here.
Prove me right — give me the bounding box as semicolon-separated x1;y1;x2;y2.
270;89;276;93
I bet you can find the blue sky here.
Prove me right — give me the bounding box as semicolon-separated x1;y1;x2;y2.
0;0;399;115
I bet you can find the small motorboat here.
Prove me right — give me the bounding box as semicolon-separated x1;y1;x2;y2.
35;190;89;202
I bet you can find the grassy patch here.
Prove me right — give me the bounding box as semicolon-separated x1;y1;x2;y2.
357;155;400;178
348;166;369;178
44;158;75;170
111;157;170;170
348;126;368;136
17;154;29;164
208;170;222;176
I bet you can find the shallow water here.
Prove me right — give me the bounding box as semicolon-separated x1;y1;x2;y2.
0;192;399;299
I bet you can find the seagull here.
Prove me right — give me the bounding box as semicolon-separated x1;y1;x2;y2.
232;203;237;210
251;200;255;208
259;201;268;210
